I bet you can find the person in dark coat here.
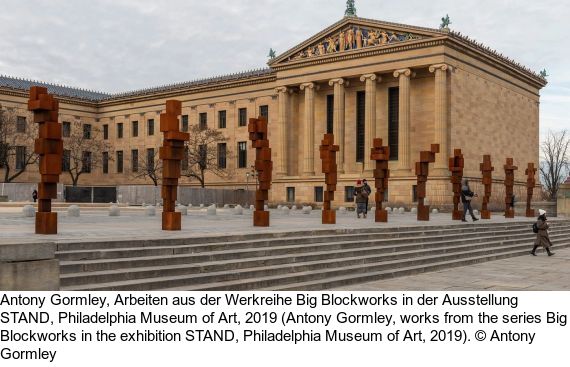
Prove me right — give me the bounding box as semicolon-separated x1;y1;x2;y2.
353;180;369;219
32;189;38;203
362;179;372;215
531;209;555;256
460;179;479;222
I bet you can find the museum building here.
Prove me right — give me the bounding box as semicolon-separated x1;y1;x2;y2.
0;14;547;207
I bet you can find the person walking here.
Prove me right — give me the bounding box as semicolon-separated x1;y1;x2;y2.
32;189;38;203
531;209;555;256
353;180;369;219
362;179;372;215
460;179;479;222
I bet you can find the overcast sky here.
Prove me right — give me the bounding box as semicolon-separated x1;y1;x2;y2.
0;0;568;136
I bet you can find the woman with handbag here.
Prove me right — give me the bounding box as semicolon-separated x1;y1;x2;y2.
531;209;555;256
460;179;479;222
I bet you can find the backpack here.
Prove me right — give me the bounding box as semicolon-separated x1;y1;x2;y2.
532;222;539;234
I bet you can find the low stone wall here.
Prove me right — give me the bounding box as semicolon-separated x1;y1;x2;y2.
0;182;64;202
0;242;59;291
117;186;255;206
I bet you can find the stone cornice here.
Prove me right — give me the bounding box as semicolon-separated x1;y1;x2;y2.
0;87;98;108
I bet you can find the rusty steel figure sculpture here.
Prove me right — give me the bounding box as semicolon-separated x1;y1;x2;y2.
448;149;464;220
28;87;63;234
320;133;339;224
525;162;537;217
159;100;189;230
480;155;494;219
504;158;518;218
415;144;440;221
248;116;272;227
370;138;389;222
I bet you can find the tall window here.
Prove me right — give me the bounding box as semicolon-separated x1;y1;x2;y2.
218;110;227;129
132;121;139;137
117;123;124;139
356;91;365;163
103;124;108;140
15;146;26;169
62;121;71;137
102;152;109;174
82;151;92;173
181;146;189;171
116;151;124;173
217;143;227;169
181;115;189;132
238;108;247;127
83;124;92;139
146;148;155;171
199;113;208;130
131;149;139;172
286;187;295;202
16;116;26;133
326;95;334;134
388;87;399;161
238;141;247;168
147;119;154;136
344;186;355;202
198;145;207;169
412;185;418;203
62;149;71;172
314;186;324;202
259;105;268;121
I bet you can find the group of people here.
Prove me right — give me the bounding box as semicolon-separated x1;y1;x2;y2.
352;178;555;256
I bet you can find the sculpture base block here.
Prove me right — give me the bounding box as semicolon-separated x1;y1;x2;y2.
35;212;57;235
417;205;430;221
481;210;491;220
452;210;463;220
162;211;181;231
505;209;515;219
322;209;336;224
526;209;535;218
375;209;387;223
253;210;269;227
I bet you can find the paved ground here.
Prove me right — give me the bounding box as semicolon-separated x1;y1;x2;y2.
336;247;570;291
0;204;546;244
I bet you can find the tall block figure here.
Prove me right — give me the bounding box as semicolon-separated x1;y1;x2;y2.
480;155;494;219
159;100;189;230
248;116;272;227
370;138;390;222
319;133;339;224
415;144;439;221
525;162;537;217
448;149;464;220
28;86;63;234
504;158;518;218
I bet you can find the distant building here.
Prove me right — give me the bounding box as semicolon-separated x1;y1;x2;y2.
0;15;546;206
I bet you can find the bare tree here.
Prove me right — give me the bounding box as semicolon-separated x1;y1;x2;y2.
183;125;233;188
0;106;38;182
64;121;112;186
130;147;162;186
539;129;569;200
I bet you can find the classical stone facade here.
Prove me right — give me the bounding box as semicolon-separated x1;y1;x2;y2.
0;16;546;208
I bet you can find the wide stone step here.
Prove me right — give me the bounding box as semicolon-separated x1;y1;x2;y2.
60;235;570;291
55;223;560;262
59;226;570;275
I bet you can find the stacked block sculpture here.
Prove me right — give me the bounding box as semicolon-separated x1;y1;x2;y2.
415;144;440;221
448;149;465;220
159;100;189;230
248;116;272;227
370;138;390;222
28;87;63;234
525;162;537;218
319;133;339;224
480;155;494;219
504;158;518;218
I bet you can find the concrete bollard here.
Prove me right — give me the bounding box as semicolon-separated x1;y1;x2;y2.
411;207;417;214
144;205;156;216
302;206;312;214
199;204;204;208
67;205;80;217
264;204;269;211
281;206;290;215
188;204;193;208
22;205;35;217
176;205;188;216
109;205;120;216
398;207;405;214
223;204;230;209
385;207;392;213
432;208;439;214
473;209;479;216
233;205;243;215
277;205;283;210
249;205;254;211
370;207;376;213
207;204;217;216
338;206;347;215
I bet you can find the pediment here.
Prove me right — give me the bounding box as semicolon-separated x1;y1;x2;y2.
269;17;443;67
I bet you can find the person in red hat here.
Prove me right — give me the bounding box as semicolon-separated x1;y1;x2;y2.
353;180;369;218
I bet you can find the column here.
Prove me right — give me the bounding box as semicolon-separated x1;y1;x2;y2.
275;87;289;176
328;78;348;173
429;64;452;170
300;82;318;175
393;69;412;171
360;73;380;171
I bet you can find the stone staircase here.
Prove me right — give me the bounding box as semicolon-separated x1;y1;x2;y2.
57;220;570;291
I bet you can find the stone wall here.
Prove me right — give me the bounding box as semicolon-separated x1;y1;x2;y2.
0;242;59;291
